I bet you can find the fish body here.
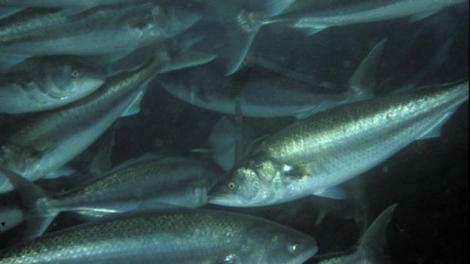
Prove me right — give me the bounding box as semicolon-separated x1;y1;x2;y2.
0;0;138;8
0;56;105;113
0;157;219;239
276;0;466;35
0;8;75;42
48;156;219;215
209;82;469;206
162;38;385;118
0;210;318;264
0;8;78;69
0;52;166;193
0;3;200;57
161;66;357;118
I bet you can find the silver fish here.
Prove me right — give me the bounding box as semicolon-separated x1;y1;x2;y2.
273;0;466;35
316;204;397;264
0;0;139;8
0;2;200;58
209;82;469;207
0;209;318;264
0;8;80;69
0;156;219;240
0;48;180;193
0;8;78;42
0;56;105;113
160;38;386;119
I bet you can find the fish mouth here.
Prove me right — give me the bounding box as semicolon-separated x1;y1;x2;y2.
292;237;319;264
207;193;269;207
207;193;245;207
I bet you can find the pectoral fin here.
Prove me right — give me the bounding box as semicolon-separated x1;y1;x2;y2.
313;186;346;200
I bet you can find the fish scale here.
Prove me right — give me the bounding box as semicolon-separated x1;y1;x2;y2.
0;210;317;264
210;82;468;206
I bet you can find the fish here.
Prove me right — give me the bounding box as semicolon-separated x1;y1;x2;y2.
204;0;297;75
0;8;79;42
316;204;397;264
271;0;467;36
209;81;469;207
0;209;318;264
0;0;140;8
160;38;386;119
0;44;215;193
0;8;81;69
0;56;105;113
0;2;201;59
0;156;219;240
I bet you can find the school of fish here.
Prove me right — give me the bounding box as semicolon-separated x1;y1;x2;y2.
0;0;468;263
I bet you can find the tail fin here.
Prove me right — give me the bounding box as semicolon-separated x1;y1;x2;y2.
354;203;398;261
0;167;58;242
223;11;262;76
348;39;387;99
214;0;295;75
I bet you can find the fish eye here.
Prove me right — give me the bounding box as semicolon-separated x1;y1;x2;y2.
288;243;299;253
71;70;80;78
227;181;237;191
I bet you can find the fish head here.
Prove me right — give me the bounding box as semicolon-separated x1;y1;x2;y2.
209;153;285;207
47;58;105;100
126;4;201;42
247;221;318;264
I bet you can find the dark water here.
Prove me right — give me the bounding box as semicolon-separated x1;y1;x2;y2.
0;1;468;263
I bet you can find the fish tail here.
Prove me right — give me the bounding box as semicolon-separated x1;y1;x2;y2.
0;166;58;242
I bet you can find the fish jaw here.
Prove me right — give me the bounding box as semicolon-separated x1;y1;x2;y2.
208;156;294;207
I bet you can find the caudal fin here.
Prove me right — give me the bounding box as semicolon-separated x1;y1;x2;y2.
216;0;295;75
0;167;58;243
